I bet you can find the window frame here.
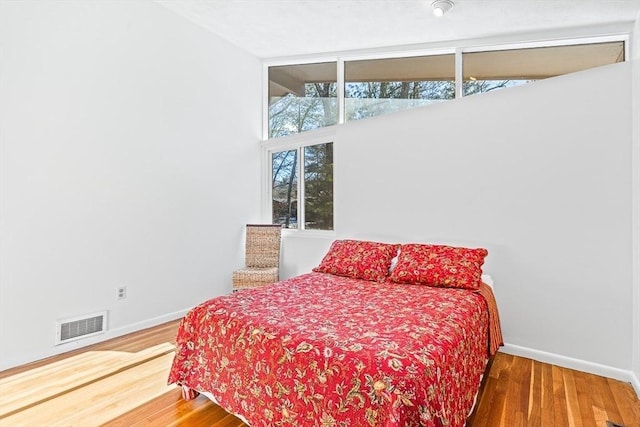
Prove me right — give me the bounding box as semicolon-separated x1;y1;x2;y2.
261;33;629;233
263;56;341;141
267;61;339;138
343;52;458;122
459;36;628;97
262;127;336;236
262;35;628;139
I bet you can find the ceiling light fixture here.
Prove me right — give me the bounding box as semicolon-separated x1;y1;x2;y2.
432;0;454;17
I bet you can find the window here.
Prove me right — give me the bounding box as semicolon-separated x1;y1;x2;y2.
264;37;626;232
272;142;333;230
272;149;298;229
463;41;625;96
345;54;455;121
268;62;337;138
265;39;625;138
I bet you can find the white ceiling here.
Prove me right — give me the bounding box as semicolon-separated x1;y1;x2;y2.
157;0;640;58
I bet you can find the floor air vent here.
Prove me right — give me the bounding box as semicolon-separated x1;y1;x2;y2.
55;311;107;345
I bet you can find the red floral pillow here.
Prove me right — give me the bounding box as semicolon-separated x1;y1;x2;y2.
313;239;400;282
389;244;488;290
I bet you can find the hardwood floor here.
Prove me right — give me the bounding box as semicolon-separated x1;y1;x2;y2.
1;319;638;427
466;354;640;427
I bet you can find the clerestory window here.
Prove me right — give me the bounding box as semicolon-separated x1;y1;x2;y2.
462;41;625;96
345;54;455;121
268;62;337;138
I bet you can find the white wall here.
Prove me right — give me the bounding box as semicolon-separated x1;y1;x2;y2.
282;62;634;377
631;11;640;394
0;1;262;369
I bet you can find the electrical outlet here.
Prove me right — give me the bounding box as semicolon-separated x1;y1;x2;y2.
117;286;127;300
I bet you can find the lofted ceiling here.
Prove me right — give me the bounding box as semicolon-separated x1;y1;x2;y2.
156;0;640;59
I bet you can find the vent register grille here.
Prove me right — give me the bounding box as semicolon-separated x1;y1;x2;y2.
55;311;107;345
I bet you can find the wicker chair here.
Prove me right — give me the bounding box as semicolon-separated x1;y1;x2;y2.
232;224;282;291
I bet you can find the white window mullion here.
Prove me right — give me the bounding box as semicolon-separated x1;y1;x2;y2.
337;58;345;124
262;146;272;223
298;146;305;230
262;65;270;140
455;48;463;98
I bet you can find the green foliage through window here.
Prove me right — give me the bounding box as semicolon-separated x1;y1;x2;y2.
272;143;333;231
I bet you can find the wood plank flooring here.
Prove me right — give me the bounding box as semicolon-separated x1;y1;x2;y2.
1;319;638;427
0;342;175;419
2;350;177;426
466;352;640;427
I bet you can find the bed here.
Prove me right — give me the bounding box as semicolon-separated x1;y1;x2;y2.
168;240;502;427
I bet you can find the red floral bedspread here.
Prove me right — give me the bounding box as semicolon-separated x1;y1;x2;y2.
168;272;493;427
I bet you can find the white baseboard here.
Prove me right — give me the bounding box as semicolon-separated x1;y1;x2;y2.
501;343;638;395
103;309;189;342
